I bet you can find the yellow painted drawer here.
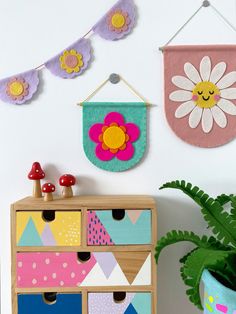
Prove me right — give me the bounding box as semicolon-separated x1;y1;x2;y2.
16;211;81;246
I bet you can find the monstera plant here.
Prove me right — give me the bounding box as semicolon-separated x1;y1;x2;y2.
155;180;236;311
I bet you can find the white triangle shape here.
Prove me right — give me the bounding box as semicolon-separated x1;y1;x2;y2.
106;264;130;286
132;254;151;286
81;263;108;286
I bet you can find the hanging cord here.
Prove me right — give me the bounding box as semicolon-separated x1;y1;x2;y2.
34;28;94;71
211;4;236;34
77;74;150;107
159;0;236;51
159;3;204;51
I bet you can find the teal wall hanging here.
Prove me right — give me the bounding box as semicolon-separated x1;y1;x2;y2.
80;74;149;172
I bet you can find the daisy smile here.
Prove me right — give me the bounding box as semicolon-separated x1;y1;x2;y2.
170;56;236;133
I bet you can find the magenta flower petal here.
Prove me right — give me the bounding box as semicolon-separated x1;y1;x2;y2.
116;142;134;161
104;112;125;125
45;38;92;79
92;0;136;41
125;123;140;142
96;144;115;161
89;123;104;143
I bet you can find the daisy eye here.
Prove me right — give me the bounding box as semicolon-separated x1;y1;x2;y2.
209;91;214;95
197;91;203;95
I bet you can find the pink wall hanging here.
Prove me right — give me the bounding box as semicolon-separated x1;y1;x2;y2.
164;45;236;148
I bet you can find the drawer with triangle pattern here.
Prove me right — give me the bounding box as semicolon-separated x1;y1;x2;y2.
17;251;151;288
16;211;81;247
88;292;151;314
18;293;82;314
87;209;151;245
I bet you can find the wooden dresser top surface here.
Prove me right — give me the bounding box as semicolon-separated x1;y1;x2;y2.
12;195;156;210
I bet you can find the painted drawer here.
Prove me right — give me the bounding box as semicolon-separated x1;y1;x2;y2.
16;211;81;246
17;251;151;288
88;292;151;314
18;293;82;314
87;209;151;245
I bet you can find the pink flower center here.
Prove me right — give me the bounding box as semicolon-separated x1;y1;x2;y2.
65;55;79;68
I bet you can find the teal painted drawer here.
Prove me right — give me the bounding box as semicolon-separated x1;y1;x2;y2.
87;209;152;245
18;293;82;314
88;292;151;314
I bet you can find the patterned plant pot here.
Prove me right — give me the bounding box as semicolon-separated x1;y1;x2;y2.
202;270;236;314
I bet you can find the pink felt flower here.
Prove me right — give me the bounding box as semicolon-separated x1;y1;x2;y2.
89;112;140;161
107;9;131;34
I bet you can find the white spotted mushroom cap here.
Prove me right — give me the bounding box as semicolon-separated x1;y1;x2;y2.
42;183;56;193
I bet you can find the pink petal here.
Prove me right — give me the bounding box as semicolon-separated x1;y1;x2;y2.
104;112;125;126
125;123;140;142
89;124;104;143
116;142;134;161
95;144;115;161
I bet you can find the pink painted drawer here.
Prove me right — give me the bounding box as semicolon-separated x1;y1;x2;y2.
17;251;151;288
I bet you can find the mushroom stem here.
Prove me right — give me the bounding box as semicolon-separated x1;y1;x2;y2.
62;186;73;198
44;193;53;202
33;180;42;198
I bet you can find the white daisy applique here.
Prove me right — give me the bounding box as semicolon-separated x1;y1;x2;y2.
169;56;236;133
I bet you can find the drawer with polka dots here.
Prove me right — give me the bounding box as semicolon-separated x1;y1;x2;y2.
12;195;157;314
16;210;81;247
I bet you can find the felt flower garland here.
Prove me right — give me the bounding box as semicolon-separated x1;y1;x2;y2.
0;70;39;105
93;0;135;41
45;38;92;79
0;0;136;105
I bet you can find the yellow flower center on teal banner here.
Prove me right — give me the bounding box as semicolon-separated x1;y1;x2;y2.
103;126;126;149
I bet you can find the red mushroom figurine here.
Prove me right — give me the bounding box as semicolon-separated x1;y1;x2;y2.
42;183;55;201
28;162;45;198
59;174;76;198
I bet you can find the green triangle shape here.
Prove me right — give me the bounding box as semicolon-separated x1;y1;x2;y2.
18;217;43;246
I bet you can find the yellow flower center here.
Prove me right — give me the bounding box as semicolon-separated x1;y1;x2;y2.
9;82;24;96
103;126;126;149
192;81;220;109
111;13;126;28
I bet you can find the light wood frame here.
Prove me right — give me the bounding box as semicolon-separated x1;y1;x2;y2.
11;195;157;314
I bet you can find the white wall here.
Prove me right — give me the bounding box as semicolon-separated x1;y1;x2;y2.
1;0;236;313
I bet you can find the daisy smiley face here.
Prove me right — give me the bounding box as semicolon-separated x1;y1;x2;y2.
170;56;236;133
192;81;221;108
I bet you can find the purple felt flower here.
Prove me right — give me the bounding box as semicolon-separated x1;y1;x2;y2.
0;69;39;105
92;0;136;41
45;38;92;79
